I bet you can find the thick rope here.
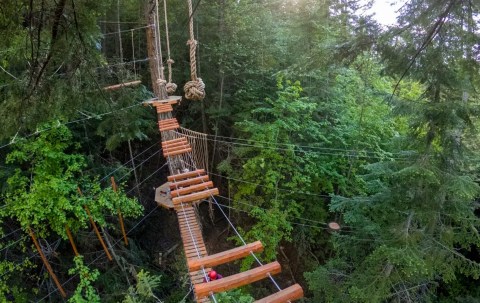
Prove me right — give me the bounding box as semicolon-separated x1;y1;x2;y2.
154;0;167;96
184;0;205;101
164;0;177;94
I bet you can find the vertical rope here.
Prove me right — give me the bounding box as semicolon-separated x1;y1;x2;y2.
131;29;137;78
164;0;177;94
183;0;205;101
154;0;165;81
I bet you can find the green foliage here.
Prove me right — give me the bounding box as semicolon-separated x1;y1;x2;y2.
68;256;101;303
2;123;88;238
1;123;143;239
215;289;254;303
123;270;162;303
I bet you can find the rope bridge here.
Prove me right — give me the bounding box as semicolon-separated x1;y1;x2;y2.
145;98;304;303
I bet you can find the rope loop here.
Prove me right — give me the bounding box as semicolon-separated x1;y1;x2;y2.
184;78;205;101
167;59;175;64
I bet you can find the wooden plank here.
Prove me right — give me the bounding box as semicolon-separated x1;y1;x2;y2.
162;140;188;149
158;118;178;124
163;143;191;153
168;169;206;182
184;247;207;255
103;80;141;91
159;120;179;127
180;228;203;237
181;233;204;241
163;145;191;157
184;246;206;254
159;124;180;132
172;188;219;205
171;181;214;197
162;137;188;145
188;241;264;271
156;107;173;113
177;212;196;218
253;284;304;303
163;143;190;151
177;211;196;217
164;147;192;157
194;262;282;298
170;175;210;190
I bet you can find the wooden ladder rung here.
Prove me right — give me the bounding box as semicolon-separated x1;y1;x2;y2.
194;261;282;299
163;143;191;154
164;147;192;157
170;175;210;190
253;284;303;303
159;121;179;127
156;105;173;113
159;124;180;132
162;139;188;149
171;181;214;198
158;118;178;125
168;169;206;182
163;143;190;152
188;241;264;271
172;188;218;205
162;137;187;145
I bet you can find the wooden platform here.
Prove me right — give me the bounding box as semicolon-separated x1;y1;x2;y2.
155;182;173;209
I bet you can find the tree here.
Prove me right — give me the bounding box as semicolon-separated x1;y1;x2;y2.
306;1;480;301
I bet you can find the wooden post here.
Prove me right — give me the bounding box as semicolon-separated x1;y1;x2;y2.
65;225;79;256
111;177;128;246
77;187;113;261
28;228;67;298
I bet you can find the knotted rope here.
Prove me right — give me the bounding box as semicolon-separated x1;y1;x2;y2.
164;0;177;95
154;0;167;96
184;0;205;101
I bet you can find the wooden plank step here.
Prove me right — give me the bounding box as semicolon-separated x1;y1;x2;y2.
162;137;187;145
164;147;192;157
162;140;189;149
171;181;214;197
170;175;210;190
156;105;173;113
184;249;207;257
168;169;206;182
173;188;219;205
184;246;207;254
163;143;191;153
194;261;282;298
159;124;180;132
179;220;200;227
178;215;197;221
159;121;179;128
185;250;208;258
178;213;198;220
188;241;264;271
253;284;304;303
180;229;203;239
158;118;178;125
163;144;191;156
